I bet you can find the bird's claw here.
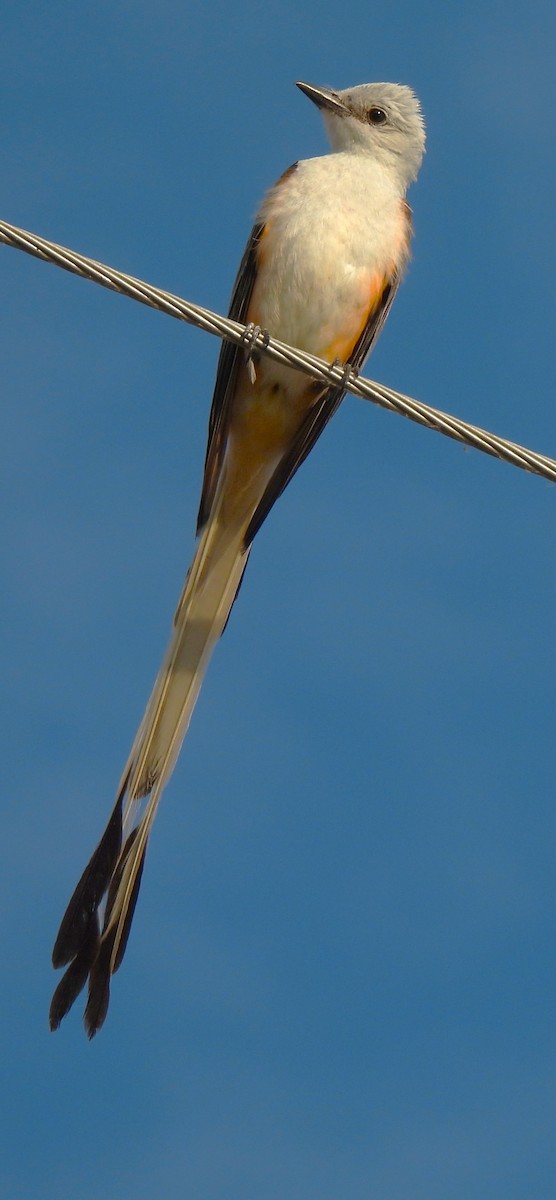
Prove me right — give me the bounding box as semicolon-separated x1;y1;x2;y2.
241;323;270;384
329;358;356;389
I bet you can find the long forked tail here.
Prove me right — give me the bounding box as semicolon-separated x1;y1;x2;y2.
50;514;249;1036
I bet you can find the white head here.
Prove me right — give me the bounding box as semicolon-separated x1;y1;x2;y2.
296;80;425;191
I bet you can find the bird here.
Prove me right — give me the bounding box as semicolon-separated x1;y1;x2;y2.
49;79;426;1036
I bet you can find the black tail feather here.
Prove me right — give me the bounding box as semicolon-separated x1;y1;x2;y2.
83;840;147;1038
50;798;149;1036
103;827;139;930
101;825;147;972
52;794;123;969
112;844;146;973
49;917;100;1031
84;931;114;1038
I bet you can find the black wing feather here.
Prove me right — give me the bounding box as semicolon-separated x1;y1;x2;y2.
196;221;265;532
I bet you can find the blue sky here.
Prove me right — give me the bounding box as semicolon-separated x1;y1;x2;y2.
1;2;556;1197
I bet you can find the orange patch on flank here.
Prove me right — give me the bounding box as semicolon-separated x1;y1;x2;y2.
321;269;391;364
222;368;306;522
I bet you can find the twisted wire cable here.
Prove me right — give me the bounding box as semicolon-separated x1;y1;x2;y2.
1;216;555;484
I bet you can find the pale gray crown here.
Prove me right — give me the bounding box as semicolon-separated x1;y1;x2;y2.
297;80;425;189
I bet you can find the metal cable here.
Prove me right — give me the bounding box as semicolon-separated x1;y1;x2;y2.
1;216;555;484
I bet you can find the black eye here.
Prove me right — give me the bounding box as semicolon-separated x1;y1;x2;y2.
368;107;387;125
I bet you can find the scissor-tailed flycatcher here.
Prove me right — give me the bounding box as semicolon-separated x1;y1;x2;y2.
50;80;425;1036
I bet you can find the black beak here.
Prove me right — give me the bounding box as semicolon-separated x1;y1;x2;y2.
295;81;346;116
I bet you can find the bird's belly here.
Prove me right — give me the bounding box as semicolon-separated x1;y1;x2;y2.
248;200;394;365
252;252;370;358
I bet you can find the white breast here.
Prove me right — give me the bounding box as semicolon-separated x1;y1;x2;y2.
253;153;410;356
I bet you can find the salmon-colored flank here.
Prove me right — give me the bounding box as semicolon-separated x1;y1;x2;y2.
320;268;391;363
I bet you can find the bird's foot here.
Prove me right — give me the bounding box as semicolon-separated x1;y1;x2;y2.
329;358;357;389
241;323;270;384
